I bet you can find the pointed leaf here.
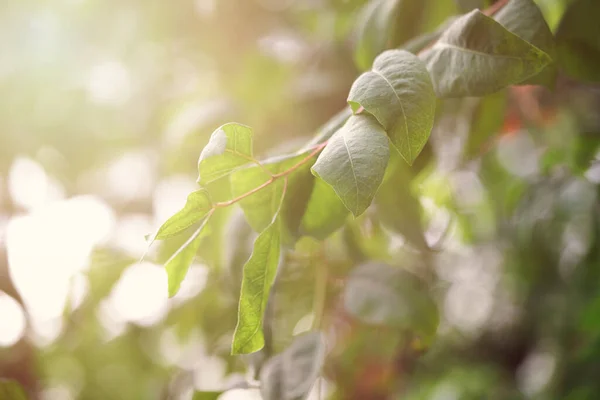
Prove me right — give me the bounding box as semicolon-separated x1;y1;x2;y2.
312;115;389;217
300;177;349;240
165;217;211;297
154;189;212;240
260;332;325;400
420;9;552;97
353;0;402;71
348;49;436;165
198;123;253;184
494;0;557;88
232;220;282;354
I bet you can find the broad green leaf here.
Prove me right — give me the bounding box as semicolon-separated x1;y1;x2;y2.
165;217;211;297
494;0;557;87
348;49;436;165
555;0;600;83
353;0;402;71
312;115;389;217
154;189;212;240
419;9;552;97
260;332;325;400
0;379;27;400
232;220;282;354
300;177;349;240
197;123;253;184
344;262;438;341
230;151;314;233
192;391;223;400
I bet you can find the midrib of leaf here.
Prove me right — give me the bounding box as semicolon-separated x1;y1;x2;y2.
372;69;412;162
342;134;359;215
432;42;541;61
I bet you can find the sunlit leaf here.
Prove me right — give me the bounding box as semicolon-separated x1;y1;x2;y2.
164;216;211;297
232;219;282;354
343;262;439;341
154;189;212;240
260;332;325;400
197;123;253;184
300;177;349;240
420;9;552;97
353;0;402;71
494;0;557;87
348;49;436;165
312;115;389;217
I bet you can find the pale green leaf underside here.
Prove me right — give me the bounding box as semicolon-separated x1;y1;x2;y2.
231;219;281;354
420;9;552;97
155;189;211;240
165;218;211;297
348;49;436;165
311;115;389;217
197;123;253;184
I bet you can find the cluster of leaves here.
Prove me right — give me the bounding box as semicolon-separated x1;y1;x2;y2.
142;0;600;398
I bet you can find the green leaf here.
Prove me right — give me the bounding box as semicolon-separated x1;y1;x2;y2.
348;49;436;165
165;216;211;297
304;107;352;149
343;262;439;341
192;391;223;400
232;219;282;354
419;9;553;97
154;189;212;240
353;0;402;71
0;379;28;400
555;0;600;83
300;177;349;240
230;151;314;233
197;123;253;184
494;0;557;88
260;332;325;400
312;115;389;217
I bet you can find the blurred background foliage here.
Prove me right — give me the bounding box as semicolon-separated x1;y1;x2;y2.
0;0;599;399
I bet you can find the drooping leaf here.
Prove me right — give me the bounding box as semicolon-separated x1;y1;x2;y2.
353;0;402;71
164;216;211;297
343;262;439;342
197;123;253;184
232;220;282;354
348;49;436;165
192;391;223;400
260;332;325;400
154;189;212;240
230;151;314;233
300;177;349;240
312;115;390;217
555;0;600;83
420;9;552;97
0;379;27;400
494;0;558;88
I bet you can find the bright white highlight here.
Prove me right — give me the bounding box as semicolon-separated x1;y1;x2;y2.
0;291;26;347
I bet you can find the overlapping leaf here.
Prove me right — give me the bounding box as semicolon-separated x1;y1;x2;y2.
348;49;436;165
420;10;552;97
300;177;349;240
312;115;389;217
197;123;253;184
154;189;212;240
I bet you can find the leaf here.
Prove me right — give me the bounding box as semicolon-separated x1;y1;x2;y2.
232;220;282;354
312;115;389;217
230;151;314;233
419;9;553;97
494;0;558;88
343;262;439;341
192;391;223;400
197;123;253;184
165;217;211;297
348;49;436;165
555;0;600;83
304;107;352;149
0;379;27;400
353;0;402;71
300;177;349;240
154;189;212;240
260;332;325;400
